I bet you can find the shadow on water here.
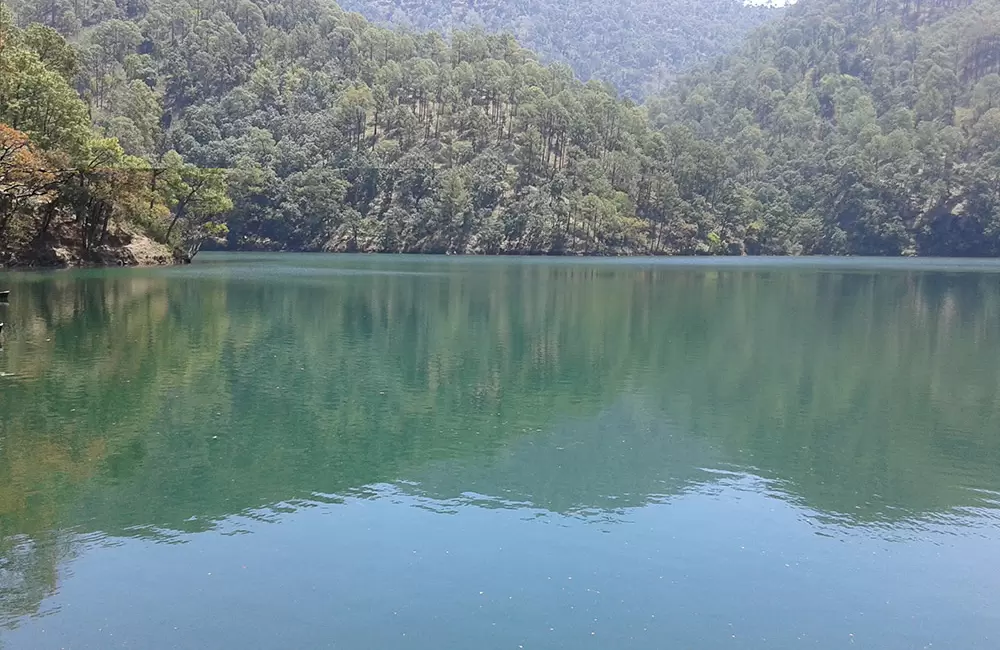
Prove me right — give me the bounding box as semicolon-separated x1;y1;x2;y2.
1;256;1000;625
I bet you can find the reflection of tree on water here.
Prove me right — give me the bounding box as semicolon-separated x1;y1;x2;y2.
1;261;1000;624
0;532;74;628
407;393;723;517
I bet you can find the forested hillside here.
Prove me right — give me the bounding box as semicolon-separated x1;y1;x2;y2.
5;0;1000;256
7;0;749;254
0;5;227;266
334;0;779;97
649;0;1000;255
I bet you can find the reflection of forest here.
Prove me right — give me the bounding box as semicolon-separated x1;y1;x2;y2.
1;260;999;624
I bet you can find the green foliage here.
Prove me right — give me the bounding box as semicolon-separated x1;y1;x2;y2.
10;0;743;254
8;0;1000;257
0;6;90;152
159;150;233;253
0;3;214;265
649;0;1000;256
337;0;779;98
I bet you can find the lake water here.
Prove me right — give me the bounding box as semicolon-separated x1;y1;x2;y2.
1;255;999;649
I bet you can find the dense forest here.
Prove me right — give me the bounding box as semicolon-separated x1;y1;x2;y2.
2;0;1000;258
0;5;229;265
334;0;779;97
8;0;731;256
648;0;1000;256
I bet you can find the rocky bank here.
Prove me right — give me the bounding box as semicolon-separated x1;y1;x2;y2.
1;221;189;268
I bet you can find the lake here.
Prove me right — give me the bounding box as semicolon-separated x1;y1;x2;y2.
1;254;999;649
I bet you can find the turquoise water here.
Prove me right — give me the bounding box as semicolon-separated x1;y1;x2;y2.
1;255;999;648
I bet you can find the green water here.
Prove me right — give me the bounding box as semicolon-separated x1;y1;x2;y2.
1;255;999;649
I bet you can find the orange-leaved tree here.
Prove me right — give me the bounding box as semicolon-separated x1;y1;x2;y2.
0;123;57;245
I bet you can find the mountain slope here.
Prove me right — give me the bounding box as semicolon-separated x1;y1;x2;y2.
0;6;218;267
8;0;1000;257
648;0;1000;255
335;0;781;97
10;0;754;254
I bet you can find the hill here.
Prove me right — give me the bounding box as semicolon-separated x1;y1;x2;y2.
647;0;1000;255
334;0;781;97
8;0;748;254
0;6;226;266
6;0;1000;256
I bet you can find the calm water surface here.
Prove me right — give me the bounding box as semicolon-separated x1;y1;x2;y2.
1;255;999;649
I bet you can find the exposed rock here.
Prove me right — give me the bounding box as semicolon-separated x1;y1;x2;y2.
1;221;188;268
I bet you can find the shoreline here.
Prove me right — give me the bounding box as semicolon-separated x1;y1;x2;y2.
1;229;190;270
1;257;189;270
6;248;1000;270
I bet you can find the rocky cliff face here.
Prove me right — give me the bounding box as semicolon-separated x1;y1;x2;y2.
2;221;189;268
